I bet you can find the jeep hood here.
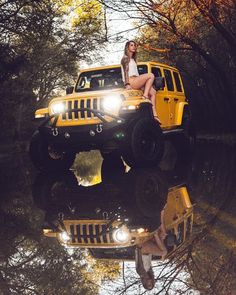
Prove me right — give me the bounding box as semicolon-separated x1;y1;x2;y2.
50;88;124;104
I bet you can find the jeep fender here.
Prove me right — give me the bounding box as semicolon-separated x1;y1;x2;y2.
35;108;49;119
174;102;189;126
124;102;155;134
139;102;153;116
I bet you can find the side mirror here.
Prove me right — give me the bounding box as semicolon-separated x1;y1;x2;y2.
154;77;165;90
66;86;74;95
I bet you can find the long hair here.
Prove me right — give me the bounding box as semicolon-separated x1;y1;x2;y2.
135;247;155;290
141;269;155;290
123;40;137;61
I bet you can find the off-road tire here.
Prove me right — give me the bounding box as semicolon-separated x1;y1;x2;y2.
29;131;76;171
171;109;196;155
131;168;168;218
181;110;196;145
32;171;78;209
122;118;164;168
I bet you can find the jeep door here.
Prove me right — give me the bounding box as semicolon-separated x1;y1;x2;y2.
172;71;186;126
162;68;176;127
151;66;170;127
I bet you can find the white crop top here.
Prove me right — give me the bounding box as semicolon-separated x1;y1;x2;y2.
121;58;139;82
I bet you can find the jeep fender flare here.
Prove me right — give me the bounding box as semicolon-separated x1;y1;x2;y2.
175;102;189;126
125;102;154;129
139;102;153;116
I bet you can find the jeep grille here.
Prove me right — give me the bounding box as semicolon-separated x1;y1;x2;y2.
62;98;102;121
64;221;116;246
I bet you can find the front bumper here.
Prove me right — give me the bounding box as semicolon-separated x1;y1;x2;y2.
37;108;137;152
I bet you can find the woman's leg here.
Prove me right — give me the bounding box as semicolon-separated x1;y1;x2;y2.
149;87;158;117
141;237;167;256
130;75;160;121
158;209;167;240
129;73;155;98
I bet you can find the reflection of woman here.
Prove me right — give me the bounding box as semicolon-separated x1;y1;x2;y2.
135;209;167;290
121;40;159;120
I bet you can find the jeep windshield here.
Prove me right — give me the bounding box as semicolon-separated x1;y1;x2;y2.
75;65;147;92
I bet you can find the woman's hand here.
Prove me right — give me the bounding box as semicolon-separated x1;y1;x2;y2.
125;84;132;90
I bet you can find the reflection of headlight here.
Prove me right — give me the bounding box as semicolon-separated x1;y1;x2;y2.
112;228;130;243
103;95;122;111
59;231;70;243
51;102;65;114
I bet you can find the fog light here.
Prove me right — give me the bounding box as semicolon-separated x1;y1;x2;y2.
64;132;70;139
115;132;125;139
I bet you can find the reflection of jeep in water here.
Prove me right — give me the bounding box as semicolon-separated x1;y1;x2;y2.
35;162;193;260
44;185;193;260
30;62;193;171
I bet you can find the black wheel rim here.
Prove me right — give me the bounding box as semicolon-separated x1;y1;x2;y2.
139;130;158;158
48;145;64;160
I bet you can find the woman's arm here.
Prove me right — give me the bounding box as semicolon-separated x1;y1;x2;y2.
121;56;131;88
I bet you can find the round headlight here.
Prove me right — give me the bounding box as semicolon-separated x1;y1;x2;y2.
59;231;70;243
112;228;130;243
103;95;122;111
51;102;65;114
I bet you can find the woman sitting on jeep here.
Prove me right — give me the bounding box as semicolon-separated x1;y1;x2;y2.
121;40;159;120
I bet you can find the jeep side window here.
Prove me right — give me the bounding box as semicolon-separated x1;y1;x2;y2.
173;71;183;92
151;67;162;77
163;69;174;91
137;65;148;74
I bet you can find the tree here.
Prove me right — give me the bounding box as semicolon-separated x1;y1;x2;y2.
0;0;106;141
0;153;120;294
102;0;236;131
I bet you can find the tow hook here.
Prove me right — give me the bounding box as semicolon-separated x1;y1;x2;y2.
96;124;103;133
52;128;58;136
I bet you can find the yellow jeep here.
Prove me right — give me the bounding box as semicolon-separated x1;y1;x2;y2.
43;184;193;261
30;62;194;171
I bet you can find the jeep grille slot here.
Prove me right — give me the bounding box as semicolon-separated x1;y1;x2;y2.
86;99;91;117
61;98;100;121
68;101;72;120
68;222;114;245
80;100;85;118
74;100;79;119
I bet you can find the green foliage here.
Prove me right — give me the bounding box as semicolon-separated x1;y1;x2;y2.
0;0;106;141
104;0;236;132
0;153;120;294
134;0;236;132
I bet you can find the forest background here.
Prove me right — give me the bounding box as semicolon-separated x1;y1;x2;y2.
1;1;236;294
